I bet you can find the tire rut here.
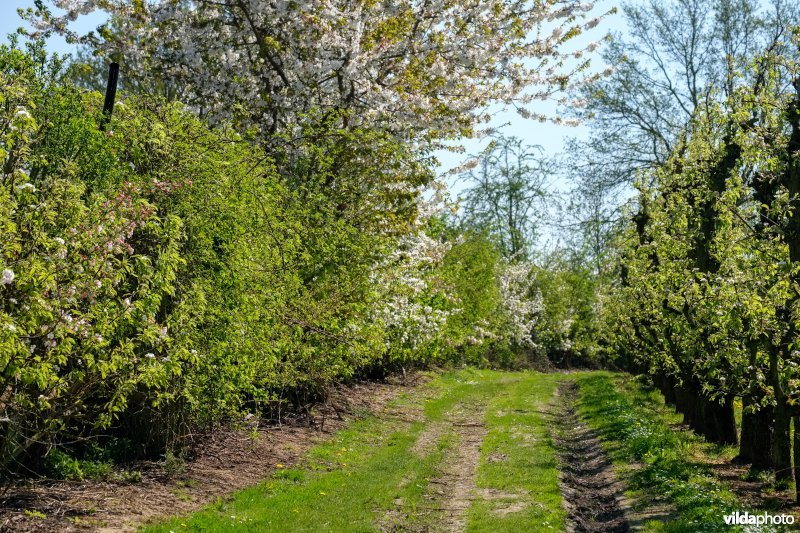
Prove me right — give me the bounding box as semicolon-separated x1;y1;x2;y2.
427;402;487;532
552;381;629;533
380;401;488;532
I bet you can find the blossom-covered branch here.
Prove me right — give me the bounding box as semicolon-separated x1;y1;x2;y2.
27;0;610;144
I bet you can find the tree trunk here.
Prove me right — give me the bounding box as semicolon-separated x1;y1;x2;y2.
674;385;692;425
656;373;677;406
737;330;773;468
794;415;800;503
772;393;792;482
676;382;737;445
772;417;791;483
738;398;773;469
700;394;737;445
777;77;800;485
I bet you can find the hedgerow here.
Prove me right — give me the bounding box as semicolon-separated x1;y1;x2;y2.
0;42;541;474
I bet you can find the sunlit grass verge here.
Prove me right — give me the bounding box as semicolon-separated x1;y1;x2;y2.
141;389;442;531
574;372;760;532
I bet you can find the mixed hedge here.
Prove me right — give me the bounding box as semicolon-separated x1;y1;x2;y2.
0;41;548;476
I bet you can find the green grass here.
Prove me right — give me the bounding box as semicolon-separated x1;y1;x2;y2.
466;372;565;531
143;370;768;532
142;369;567;532
144;385;442;532
573;372;772;532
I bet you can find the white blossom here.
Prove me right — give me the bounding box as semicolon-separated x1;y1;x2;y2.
14;107;31;120
498;261;543;348
1;269;15;286
27;0;607;145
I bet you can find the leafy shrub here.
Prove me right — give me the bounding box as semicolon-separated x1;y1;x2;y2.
0;41;542;476
45;448;112;481
0;42;186;471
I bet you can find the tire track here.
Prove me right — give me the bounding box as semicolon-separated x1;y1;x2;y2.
552;381;629;533
377;400;489;532
417;401;488;532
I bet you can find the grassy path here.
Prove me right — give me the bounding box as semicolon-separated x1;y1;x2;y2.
141;370;785;532
144;369;566;532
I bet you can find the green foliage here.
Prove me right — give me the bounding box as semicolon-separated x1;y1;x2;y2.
530;260;601;366
0;42;529;476
455;134;605;368
595;35;800;479
45;448;112;481
0;40;187;470
458;136;552;259
163;449;187;478
23;509;46;519
439;231;507;365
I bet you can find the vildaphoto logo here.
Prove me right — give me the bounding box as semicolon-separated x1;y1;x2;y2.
723;511;795;526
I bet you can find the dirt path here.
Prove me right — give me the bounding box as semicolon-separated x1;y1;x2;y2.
551;381;629;533
389;400;489;533
435;402;488;532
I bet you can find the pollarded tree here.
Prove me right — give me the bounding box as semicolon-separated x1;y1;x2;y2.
26;0;610;144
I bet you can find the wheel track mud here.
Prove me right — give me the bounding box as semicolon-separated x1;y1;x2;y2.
552;381;629;533
382;401;488;533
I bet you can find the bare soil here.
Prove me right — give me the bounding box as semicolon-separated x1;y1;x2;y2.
380;400;491;533
551;381;629;533
0;375;425;533
410;422;447;458
435;402;488;533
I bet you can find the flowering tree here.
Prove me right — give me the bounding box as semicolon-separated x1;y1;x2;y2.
498;260;542;349
27;0;608;143
371;230;456;353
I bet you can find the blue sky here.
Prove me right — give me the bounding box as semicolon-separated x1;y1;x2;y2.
2;1;105;56
0;0;618;183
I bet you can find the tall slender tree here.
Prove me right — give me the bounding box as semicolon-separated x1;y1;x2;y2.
458;136;552;260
